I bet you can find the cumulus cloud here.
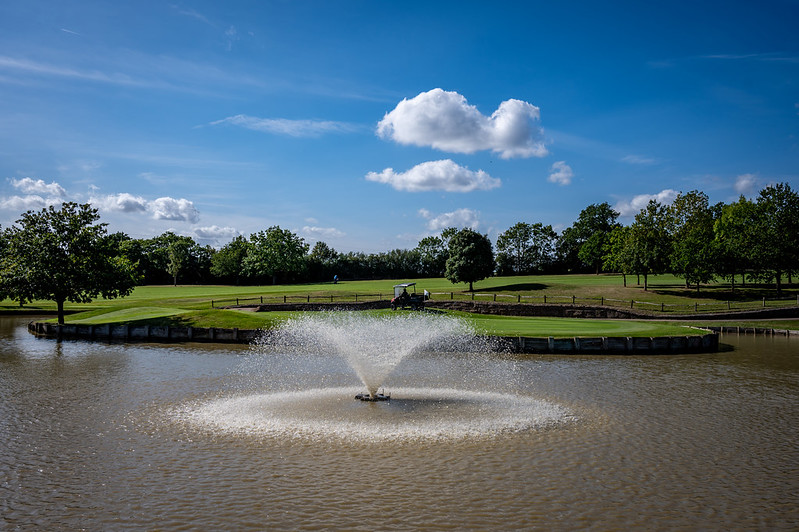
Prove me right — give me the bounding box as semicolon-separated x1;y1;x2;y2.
1;177;66;212
10;177;66;197
150;197;200;223
210;114;358;137
419;207;480;231
377;88;547;159
548;161;573;185
366;159;500;193
302;226;345;239
734;173;758;195
0;195;58;211
90;193;199;223
90;192;148;213
194;225;239;246
614;189;679;217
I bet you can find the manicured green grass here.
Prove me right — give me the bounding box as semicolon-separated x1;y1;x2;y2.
451;312;705;337
5;273;798;334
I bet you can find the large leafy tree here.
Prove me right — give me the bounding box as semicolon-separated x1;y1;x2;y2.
0;203;140;324
751;183;799;294
495;222;557;275
211;235;251;285
628;200;673;291
444;228;494;292
560;202;620;274
603;225;637;287
714;196;759;291
668;190;717;290
415;236;448;277
243;226;309;284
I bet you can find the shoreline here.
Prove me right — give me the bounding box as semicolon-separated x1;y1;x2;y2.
27;320;721;355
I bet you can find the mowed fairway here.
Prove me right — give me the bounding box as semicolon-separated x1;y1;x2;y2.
5;273;793;335
453;313;702;337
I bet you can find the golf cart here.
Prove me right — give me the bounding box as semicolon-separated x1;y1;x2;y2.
390;282;429;310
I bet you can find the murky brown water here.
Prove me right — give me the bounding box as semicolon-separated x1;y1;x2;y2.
1;316;797;530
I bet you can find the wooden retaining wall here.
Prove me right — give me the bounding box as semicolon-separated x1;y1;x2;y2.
495;332;718;354
28;321;261;344
27;321;719;354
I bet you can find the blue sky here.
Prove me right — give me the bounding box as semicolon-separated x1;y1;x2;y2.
1;1;797;252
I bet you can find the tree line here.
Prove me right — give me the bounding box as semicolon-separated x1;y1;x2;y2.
1;183;797;323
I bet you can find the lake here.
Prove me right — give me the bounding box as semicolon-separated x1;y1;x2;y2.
1;316;797;530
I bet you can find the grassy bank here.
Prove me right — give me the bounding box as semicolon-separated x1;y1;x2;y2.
5;273;798;335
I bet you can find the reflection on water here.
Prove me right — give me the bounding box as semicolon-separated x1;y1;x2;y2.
1;316;797;530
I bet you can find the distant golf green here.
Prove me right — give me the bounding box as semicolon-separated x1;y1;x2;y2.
5;273;796;335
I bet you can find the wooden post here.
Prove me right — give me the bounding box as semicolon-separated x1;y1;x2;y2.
695;302;698;311
517;295;521;303
260;296;263;304
544;295;547;303
661;302;664;312
572;295;575;304
450;292;453;300
727;301;731;310
601;297;604;306
630;300;634;309
763;297;766;308
493;294;496;302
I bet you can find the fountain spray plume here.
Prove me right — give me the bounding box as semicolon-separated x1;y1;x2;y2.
258;312;478;400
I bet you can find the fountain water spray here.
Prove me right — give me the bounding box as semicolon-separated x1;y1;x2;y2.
181;312;573;442
260;312;478;400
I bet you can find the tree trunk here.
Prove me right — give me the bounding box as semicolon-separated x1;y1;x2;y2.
57;299;65;325
731;274;735;293
469;281;474;292
643;273;648;291
776;271;782;296
622;273;627;287
637;274;641;285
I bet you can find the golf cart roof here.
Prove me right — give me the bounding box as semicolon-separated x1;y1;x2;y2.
393;283;416;288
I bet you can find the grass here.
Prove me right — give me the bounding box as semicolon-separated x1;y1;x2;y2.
5;273;798;334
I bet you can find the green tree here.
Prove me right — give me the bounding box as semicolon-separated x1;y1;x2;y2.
603;225;636;287
628;200;672;291
243;226;309;284
751;183;799;294
415;235;448;277
495;222;557;275
575;203;621;274
444;228;494;292
668;190;716;290
0;203;139;324
211;235;251;284
713;196;759;291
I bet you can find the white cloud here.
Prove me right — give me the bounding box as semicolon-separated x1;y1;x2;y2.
614;189;679;217
210;114;358;137
90;193;199;223
90;192;148;213
419;207;481;231
10;177;66;197
149;197;200;223
302;226;345;239
548;161;573;185
0;195;59;212
734;173;758;195
194;225;239;246
366;159;500;193
377;88;547;159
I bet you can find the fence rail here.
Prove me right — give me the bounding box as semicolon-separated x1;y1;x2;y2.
212;291;799;314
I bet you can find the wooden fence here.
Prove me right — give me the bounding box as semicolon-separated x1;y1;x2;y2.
212;291;799;315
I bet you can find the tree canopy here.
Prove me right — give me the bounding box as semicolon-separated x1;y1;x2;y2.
445;228;494;292
0;203;140;324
